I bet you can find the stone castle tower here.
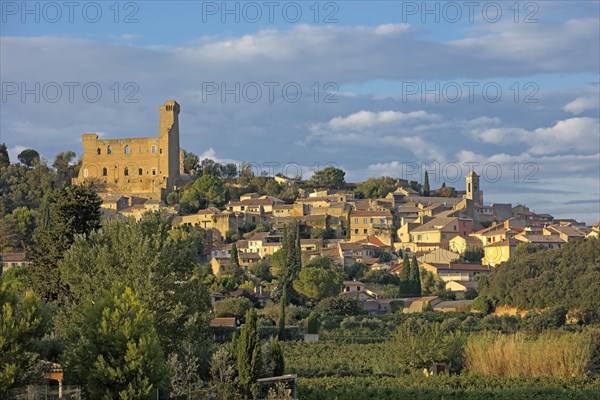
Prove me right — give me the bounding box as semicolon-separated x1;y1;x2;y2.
73;100;184;200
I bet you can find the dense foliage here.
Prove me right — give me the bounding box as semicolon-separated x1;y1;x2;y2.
479;238;600;318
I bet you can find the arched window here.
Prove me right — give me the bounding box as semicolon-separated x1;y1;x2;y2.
97;148;101;155
124;167;129;176
124;145;129;154
107;146;112;154
138;168;143;176
102;167;108;176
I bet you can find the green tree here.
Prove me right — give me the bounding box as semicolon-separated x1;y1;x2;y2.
226;243;243;280
4;207;36;249
62;286;166;399
193;171;225;205
278;288;286;340
179;189;205;214
183;151;200;174
410;255;422;297
315;297;363;316
271;338;284;377
237;308;261;398
17;149;40;167
423;171;430;197
355;177;397;199
343;262;368;281
29;184;102;301
0;143;9;167
52;150;77;186
394;319;464;372
420;267;446;296
58;214;212;358
293;267;342;302
0;278;49;396
214;297;254;321
306;312;320;334
398;253;411;296
308;166;345;188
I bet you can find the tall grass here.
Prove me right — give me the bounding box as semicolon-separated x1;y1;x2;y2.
465;329;599;379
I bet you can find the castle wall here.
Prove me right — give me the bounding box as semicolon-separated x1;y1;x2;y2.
73;100;182;200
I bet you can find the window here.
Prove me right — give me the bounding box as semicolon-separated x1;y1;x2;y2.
102;167;108;176
124;145;129;154
152;168;156;176
363;218;368;224
159;148;163;154
124;167;129;176
97;148;101;155
363;229;367;234
107;146;112;154
138;168;143;176
152;146;156;153
83;168;89;178
354;229;358;234
454;225;457;231
354;218;358;224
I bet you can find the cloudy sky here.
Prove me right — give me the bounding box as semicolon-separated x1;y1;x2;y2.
1;1;599;222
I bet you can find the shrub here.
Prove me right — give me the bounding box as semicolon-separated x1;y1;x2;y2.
214;297;254;321
464;288;478;300
472;296;494;314
315;297;363;317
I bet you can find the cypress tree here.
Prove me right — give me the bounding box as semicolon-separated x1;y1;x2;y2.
278;288;287;340
423;171;430;197
399;253;411;296
237;308;261;397
410;255;422;297
271;338;285;377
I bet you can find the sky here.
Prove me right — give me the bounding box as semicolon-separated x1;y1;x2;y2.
1;1;599;223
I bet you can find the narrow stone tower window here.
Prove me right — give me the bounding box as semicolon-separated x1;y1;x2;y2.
107;146;112;154
124;145;130;154
102;167;108;176
138;168;143;176
97;148;101;155
124;167;129;176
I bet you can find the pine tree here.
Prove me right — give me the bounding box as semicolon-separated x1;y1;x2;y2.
62;286;166;399
423;171;430;197
278;288;286;340
410;255;422;297
237;308;261;398
398;253;411;296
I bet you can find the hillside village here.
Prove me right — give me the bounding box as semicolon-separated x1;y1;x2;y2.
5;100;596;317
74;169;598;314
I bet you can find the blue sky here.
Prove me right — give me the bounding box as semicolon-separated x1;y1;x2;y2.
1;1;599;222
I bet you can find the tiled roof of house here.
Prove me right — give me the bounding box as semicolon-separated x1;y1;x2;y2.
516;235;566;243
1;253;28;262
351;209;393;217
547;225;585;237
412;217;457;233
427;263;491;272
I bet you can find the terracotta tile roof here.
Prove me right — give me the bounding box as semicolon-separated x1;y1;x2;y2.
412;217;457;233
1;253;27;262
351;209;392;217
428;263;491;272
210;317;237;327
485;238;521;247
517;235;566;243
